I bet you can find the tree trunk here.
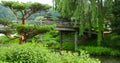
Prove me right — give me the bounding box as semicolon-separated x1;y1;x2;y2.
19;17;25;44
21;17;25;24
19;37;23;44
19;34;25;44
97;0;104;46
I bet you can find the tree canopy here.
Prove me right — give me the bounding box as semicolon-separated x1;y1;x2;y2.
112;0;120;34
0;1;52;44
1;1;51;24
54;0;114;45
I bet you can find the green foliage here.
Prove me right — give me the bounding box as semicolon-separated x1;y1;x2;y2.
0;36;10;44
0;43;100;63
47;42;75;50
62;42;75;50
1;1;51;24
79;39;98;46
103;33;120;48
42;31;59;43
0;28;14;34
1;1;15;8
0;36;19;44
0;18;12;26
16;24;55;34
1;1;51;10
30;2;51;10
62;32;75;42
112;0;120;34
77;46;120;56
0;18;15;34
54;0;114;45
16;24;56;40
12;2;29;10
33;30;59;47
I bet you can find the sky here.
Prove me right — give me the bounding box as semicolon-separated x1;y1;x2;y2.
0;0;53;6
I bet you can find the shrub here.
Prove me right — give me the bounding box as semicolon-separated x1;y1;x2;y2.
112;0;120;34
62;42;75;50
50;42;75;50
0;18;12;26
103;33;120;49
32;30;59;47
77;46;120;56
0;36;19;44
0;43;100;63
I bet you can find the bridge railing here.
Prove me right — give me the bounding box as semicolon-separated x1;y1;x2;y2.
13;20;79;28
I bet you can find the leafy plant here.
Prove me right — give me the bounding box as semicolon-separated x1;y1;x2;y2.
33;30;59;47
0;36;18;44
77;46;120;56
103;33;120;49
112;0;120;34
0;43;101;63
62;42;75;50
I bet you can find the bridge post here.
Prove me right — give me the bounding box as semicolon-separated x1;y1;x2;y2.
60;31;63;51
74;31;78;51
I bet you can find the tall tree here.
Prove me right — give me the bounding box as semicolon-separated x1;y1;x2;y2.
54;0;113;45
1;1;51;24
0;1;51;44
112;0;120;34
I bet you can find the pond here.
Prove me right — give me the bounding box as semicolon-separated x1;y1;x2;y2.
93;56;120;63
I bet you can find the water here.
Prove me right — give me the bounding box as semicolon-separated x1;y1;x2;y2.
93;56;120;63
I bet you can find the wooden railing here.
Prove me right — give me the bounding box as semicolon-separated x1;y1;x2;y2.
13;20;79;28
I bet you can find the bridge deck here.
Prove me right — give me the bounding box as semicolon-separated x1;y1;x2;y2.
13;21;79;31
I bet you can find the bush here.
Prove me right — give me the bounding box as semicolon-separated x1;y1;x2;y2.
77;46;120;56
0;18;12;26
62;42;75;50
112;0;120;34
0;43;100;63
0;36;19;44
103;33;120;49
50;42;75;50
32;30;59;47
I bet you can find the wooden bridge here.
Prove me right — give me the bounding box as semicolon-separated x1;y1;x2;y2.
25;20;79;31
15;20;79;51
0;20;111;51
34;21;79;51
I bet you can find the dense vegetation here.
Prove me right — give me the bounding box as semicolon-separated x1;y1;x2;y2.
0;43;100;63
112;0;120;34
54;0;113;45
0;0;120;63
1;1;51;24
